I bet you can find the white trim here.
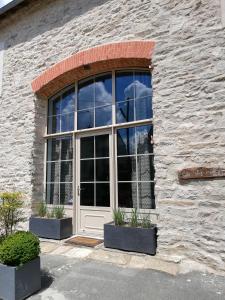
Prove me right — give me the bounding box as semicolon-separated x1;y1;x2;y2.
221;0;225;27
44;118;153;139
0;42;4;97
72;133;76;234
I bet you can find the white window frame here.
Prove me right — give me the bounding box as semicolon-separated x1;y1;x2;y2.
44;68;154;212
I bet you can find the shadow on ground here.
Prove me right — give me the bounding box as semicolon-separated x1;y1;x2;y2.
41;269;54;291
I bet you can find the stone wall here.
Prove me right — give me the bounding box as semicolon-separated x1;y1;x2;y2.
0;0;224;274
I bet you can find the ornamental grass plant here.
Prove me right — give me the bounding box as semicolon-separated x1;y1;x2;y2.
113;208;153;229
36;202;65;219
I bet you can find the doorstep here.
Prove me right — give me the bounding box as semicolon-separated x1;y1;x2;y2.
40;238;180;276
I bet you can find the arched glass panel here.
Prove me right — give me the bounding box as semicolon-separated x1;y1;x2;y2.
48;87;75;134
77;73;112;129
116;71;152;123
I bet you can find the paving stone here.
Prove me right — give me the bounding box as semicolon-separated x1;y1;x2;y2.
64;247;93;259
88;249;131;266
50;245;74;255
40;242;60;254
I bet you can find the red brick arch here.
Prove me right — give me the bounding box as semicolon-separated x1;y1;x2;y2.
31;40;155;98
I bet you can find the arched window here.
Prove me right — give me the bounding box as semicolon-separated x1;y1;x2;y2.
46;69;154;210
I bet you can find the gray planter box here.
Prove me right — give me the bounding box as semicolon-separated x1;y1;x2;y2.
29;217;72;240
0;257;41;300
104;222;157;255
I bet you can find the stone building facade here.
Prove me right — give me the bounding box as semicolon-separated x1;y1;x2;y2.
0;0;225;275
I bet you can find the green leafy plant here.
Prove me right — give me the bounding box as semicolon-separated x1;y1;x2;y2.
113;209;125;226
0;231;40;267
141;214;152;229
130;208;139;227
0;192;26;237
52;206;65;219
37;201;47;217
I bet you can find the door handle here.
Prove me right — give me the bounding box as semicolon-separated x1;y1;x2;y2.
77;185;84;196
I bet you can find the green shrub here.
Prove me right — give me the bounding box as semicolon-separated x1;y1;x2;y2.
113;209;125;226
0;192;26;236
52;206;65;219
37;201;47;217
0;235;5;244
0;231;40;267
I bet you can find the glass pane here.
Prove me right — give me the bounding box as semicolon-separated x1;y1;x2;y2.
96;183;110;207
118;182;137;208
46;162;59;182
116;72;134;102
48;115;60;134
116;100;134;123
61;113;74;132
80;183;94;206
60;183;73;205
117;127;135;156
49;96;60;116
135;97;152;120
61;161;73;182
47;139;60;161
136;125;153;154
137;155;154;181
95;135;109;158
61;137;73;160
46;183;59;205
81;160;94;182
78;79;94;110
95;74;112;107
134;72;152;99
81;136;94;159
61;88;75;114
117;156;136;181
77;109;94;129
96;159;109;181
138;182;155;209
95;105;112;127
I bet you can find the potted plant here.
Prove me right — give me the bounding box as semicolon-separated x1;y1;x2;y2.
104;208;157;255
0;231;41;300
29;202;72;240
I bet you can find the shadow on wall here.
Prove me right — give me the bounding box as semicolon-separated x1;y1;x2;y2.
31;93;47;202
0;0;109;47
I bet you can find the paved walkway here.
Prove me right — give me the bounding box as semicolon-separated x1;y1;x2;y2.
40;239;180;275
30;254;225;300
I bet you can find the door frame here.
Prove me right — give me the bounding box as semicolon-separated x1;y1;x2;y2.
74;128;114;236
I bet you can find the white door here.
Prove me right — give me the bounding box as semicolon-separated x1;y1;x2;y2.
76;131;113;237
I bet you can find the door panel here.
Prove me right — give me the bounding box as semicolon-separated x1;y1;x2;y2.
77;132;113;236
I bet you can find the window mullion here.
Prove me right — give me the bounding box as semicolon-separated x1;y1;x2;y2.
112;70;116;125
94;136;96;206
75;81;78;131
58;138;62;205
135;126;139;210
